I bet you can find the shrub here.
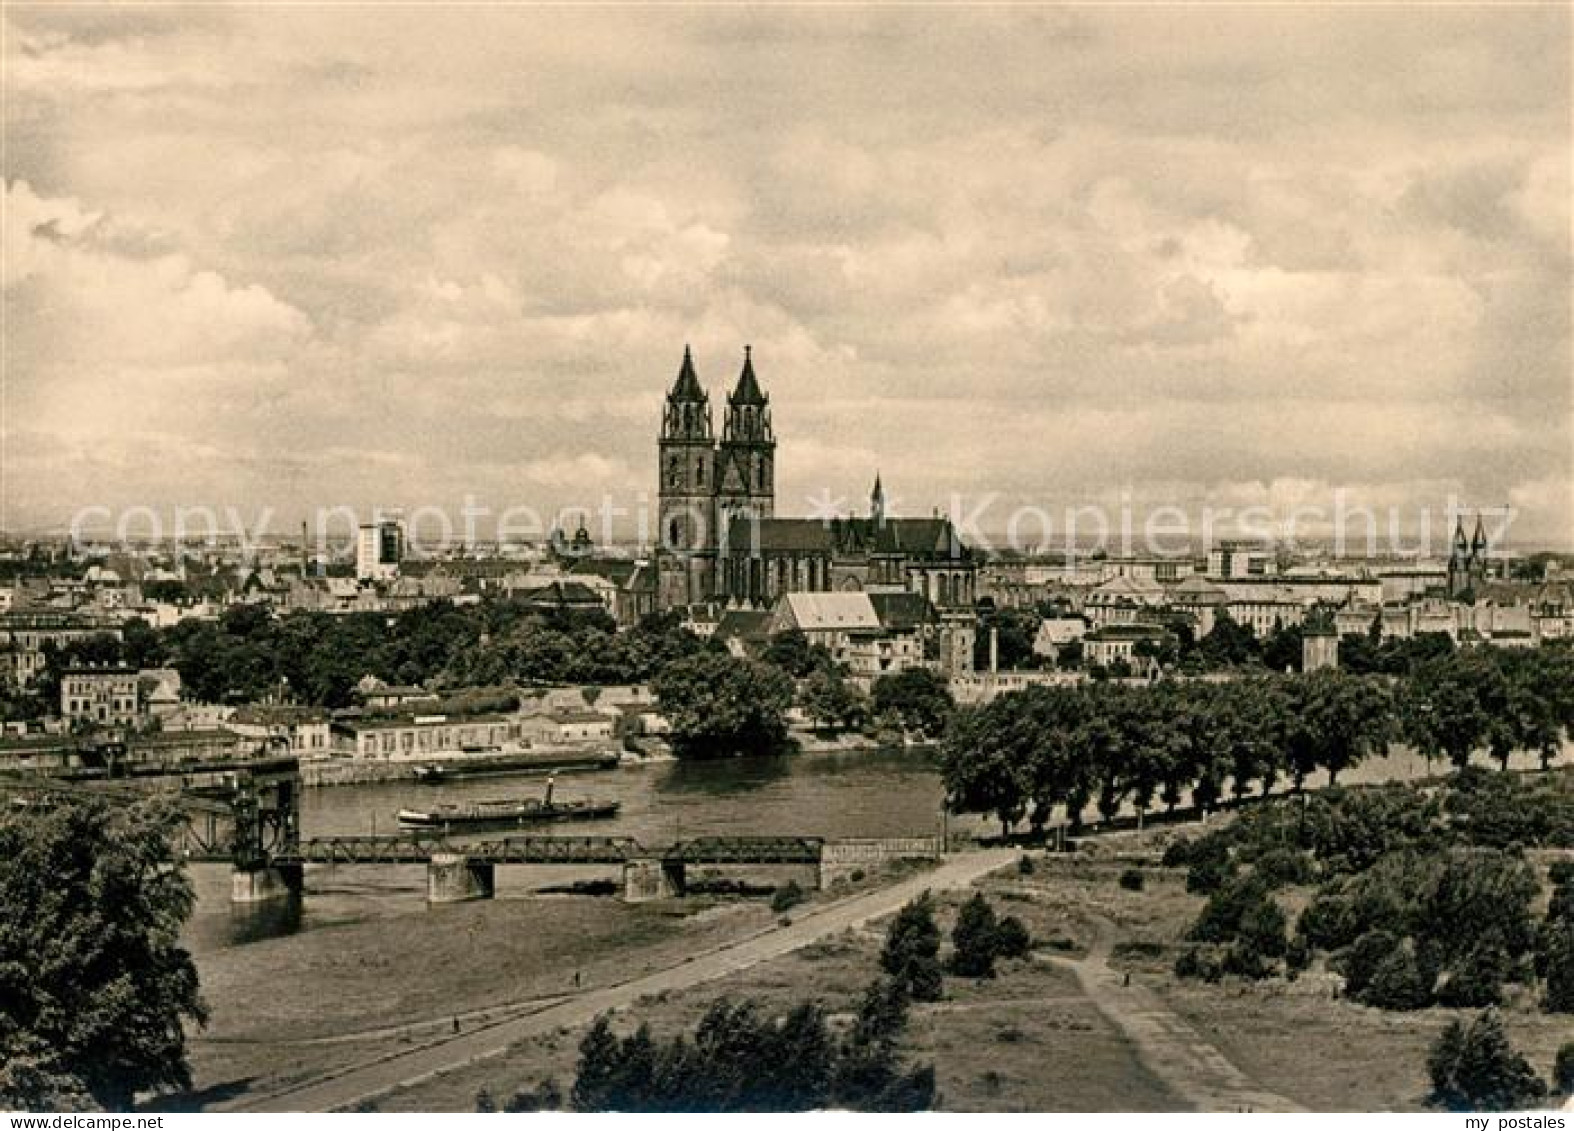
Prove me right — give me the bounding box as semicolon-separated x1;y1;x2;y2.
1017;854;1035;876
1437;943;1508;1009
504;1079;563;1112
1360;947;1430;1011
949;893;1000;978
1338;930;1403;998
1185;837;1235;894
1542;918;1574;1013
1237;894;1289;958
1285;935;1312;976
1253;847;1317;889
771;880;806;914
1119;867;1145;892
993;915;1033;959
1175;946;1222;983
1221;941;1274;981
1161;836;1192;869
1427;1010;1548;1112
1190;876;1281;949
881;893;944;1002
1554;1042;1574;1096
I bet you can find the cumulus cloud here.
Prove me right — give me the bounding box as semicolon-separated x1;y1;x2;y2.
2;6;1568;541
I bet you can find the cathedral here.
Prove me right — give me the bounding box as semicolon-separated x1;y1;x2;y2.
656;346;978;612
1446;513;1490;597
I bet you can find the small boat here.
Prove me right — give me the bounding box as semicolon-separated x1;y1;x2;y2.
396;795;621;831
411;764;448;784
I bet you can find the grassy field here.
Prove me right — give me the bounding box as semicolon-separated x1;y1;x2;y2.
373;878;1179;1112
188;785;1573;1112
987;833;1572;1113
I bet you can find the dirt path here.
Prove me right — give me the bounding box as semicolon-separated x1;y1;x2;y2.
1040;917;1304;1113
216;849;1017;1113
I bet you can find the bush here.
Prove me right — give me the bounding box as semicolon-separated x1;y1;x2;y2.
504;1079;563;1112
1118;867;1145;892
1185;837;1236;894
1017;854;1035;876
1221;941;1274;981
993;915;1033;959
1253;847;1317;889
1285;935;1312;975
1338;930;1404;998
1542;918;1574;1013
1427;1010;1548;1112
949;893;1000;979
1360;947;1430;1011
1190;876;1282;951
771;881;806;914
1437;943;1508;1009
1554;1042;1574;1096
881;893;944;1002
1161;836;1192;869
1174;946;1222;983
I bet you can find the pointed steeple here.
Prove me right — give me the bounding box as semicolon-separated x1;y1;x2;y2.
1471;512;1487;552
729;344;768;405
1453;514;1469;552
871;471;885;526
722;344;773;444
668;344;706;402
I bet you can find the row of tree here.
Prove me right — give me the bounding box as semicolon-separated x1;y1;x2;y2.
941;645;1574;835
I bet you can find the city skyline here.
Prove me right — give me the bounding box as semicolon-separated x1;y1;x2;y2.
4;5;1571;542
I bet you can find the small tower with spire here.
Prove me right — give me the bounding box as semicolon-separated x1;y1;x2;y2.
870;472;885;527
715;345;776;524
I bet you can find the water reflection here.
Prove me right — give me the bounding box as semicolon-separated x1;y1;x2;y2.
225;893;303;945
653;754;793;796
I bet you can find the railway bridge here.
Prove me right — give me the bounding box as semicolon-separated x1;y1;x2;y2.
1;754;938;904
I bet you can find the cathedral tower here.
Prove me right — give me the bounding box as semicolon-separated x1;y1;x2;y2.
715;345;776;525
657;345;717;607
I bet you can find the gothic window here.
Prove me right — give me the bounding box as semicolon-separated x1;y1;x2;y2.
668;517;681;547
697;459;705;486
757;460;766;490
668;456;680;488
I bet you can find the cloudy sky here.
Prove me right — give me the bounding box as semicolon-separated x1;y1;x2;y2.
4;4;1570;545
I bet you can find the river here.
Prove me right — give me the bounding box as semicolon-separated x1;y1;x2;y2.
184;746;958;954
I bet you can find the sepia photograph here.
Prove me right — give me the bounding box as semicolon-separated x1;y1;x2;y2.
1;0;1572;1118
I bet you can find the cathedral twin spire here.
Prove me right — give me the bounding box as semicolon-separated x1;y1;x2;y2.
663;344;772;444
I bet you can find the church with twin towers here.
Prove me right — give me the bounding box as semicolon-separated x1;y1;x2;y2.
655;345;978;613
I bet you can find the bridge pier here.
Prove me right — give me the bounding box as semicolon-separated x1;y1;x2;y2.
622;857;686;902
231;863;304;905
427;853;496;904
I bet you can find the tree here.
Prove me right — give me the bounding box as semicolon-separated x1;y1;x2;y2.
652;651;795;758
1542;918;1574;1013
834;977;935;1112
0;796;207;1111
570;1014;622;1111
1427;1010;1547;1112
948;893;1000;978
1197;611;1259;668
762;630;834;678
1554;1042;1574;1096
880;893;944;1002
798;668;866;733
870;668;955;740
